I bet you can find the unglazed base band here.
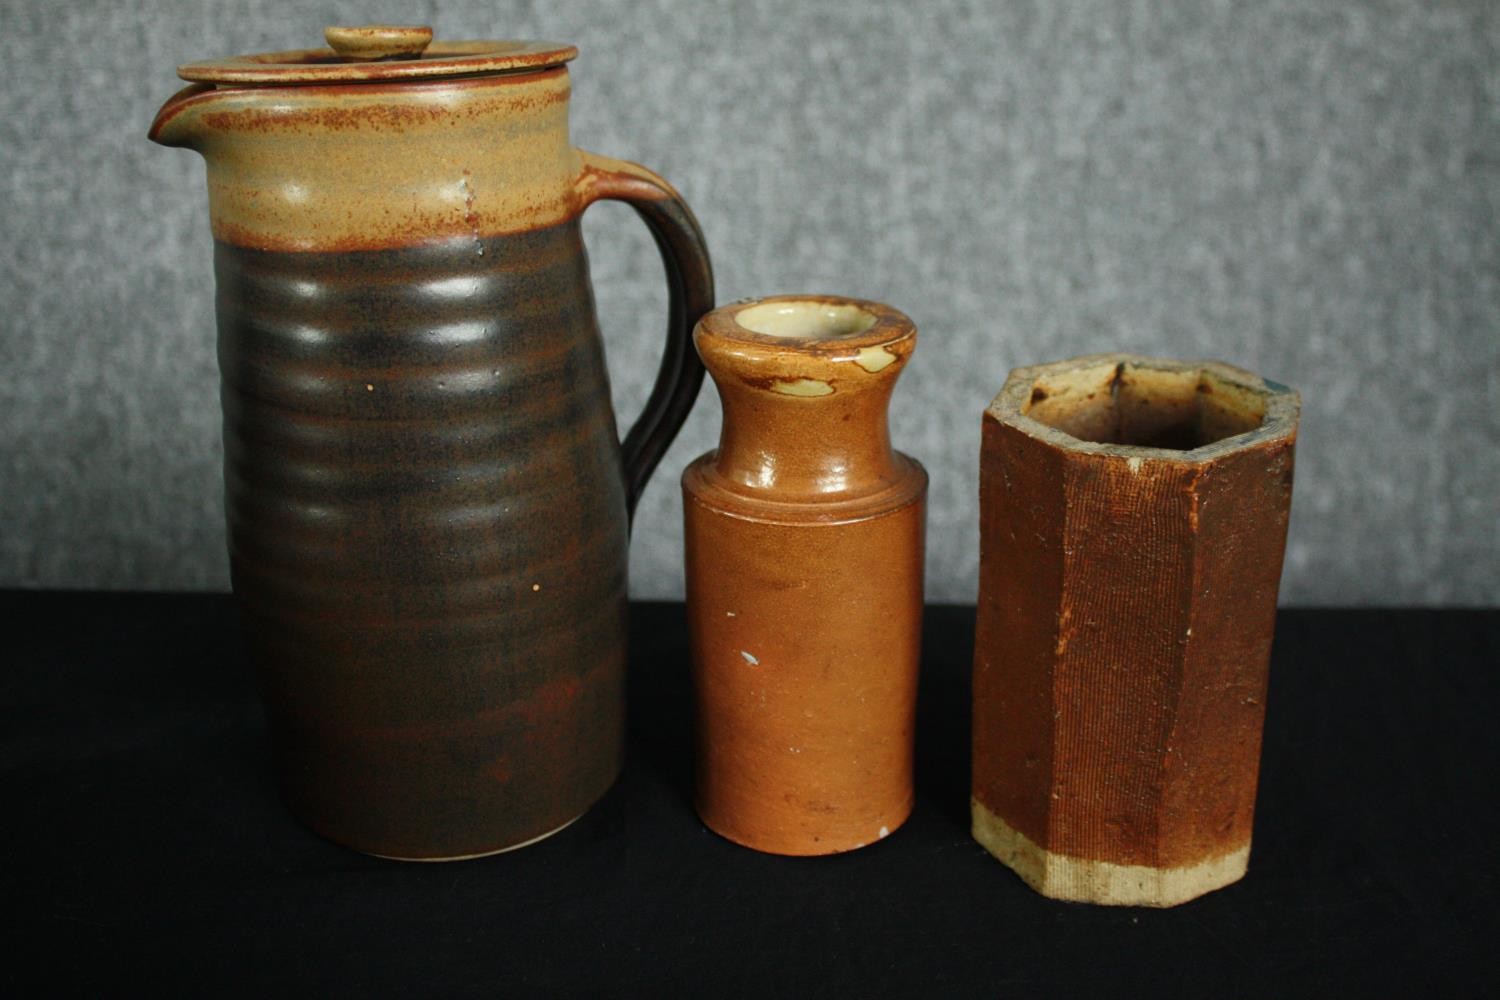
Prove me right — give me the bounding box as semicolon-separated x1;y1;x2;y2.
971;798;1250;907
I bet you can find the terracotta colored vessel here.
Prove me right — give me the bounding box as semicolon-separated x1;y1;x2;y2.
683;296;927;855
149;26;714;859
971;354;1299;905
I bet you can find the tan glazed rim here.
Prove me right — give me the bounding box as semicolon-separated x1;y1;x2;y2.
989;353;1300;464
178;28;577;85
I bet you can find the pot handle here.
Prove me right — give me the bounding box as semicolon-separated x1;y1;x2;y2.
576;151;715;527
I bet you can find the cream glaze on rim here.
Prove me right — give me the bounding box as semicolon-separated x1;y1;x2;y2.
698;296;914;355
735;300;879;340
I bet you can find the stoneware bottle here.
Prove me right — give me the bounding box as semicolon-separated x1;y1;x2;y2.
683;296;927;855
971;354;1299;906
149;26;714;860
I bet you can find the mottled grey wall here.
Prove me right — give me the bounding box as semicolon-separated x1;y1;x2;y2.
2;0;1496;604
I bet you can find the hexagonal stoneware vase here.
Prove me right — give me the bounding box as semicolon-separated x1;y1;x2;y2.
972;354;1299;906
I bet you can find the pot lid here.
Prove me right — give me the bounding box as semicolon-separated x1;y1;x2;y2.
176;25;576;85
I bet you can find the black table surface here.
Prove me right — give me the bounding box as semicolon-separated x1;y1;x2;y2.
4;592;1495;995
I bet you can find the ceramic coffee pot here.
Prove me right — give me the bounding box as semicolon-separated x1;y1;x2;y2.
150;26;714;859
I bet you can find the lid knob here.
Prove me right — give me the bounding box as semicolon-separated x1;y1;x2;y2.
324;25;433;61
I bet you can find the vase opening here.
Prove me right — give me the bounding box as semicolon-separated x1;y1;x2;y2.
1023;360;1267;451
735;300;878;340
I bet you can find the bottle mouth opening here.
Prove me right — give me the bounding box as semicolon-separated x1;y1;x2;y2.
734;300;879;340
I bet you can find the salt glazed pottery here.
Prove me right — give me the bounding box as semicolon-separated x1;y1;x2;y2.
149;26;714;859
683;296;927;855
971;354;1299;905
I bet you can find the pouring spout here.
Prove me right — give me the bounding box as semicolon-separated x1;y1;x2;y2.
148;83;218;150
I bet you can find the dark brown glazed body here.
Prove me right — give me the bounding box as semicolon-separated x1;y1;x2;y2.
683;297;926;856
151;30;713;858
971;354;1299;905
221;224;630;857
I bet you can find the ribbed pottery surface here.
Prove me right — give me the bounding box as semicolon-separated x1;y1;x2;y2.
215;220;628;858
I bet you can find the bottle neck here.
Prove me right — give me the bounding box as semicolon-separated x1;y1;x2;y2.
712;380;902;500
